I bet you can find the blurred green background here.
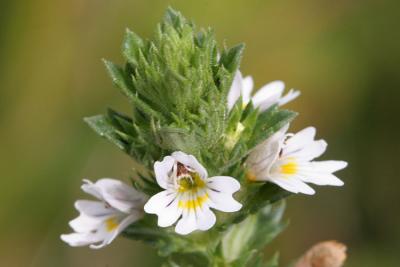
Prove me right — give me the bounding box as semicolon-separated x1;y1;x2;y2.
1;0;399;266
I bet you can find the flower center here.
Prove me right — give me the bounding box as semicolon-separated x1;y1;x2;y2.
176;163;205;192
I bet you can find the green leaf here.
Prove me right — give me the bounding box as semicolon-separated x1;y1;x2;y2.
221;201;287;266
219;43;245;73
249;105;297;149
123;28;145;66
103;59;135;99
84;115;127;151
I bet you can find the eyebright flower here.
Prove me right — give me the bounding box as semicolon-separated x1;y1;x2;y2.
246;125;347;194
61;178;147;249
144;151;242;235
227;71;300;111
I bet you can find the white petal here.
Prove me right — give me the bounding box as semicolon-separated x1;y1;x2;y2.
309;160;348;173
81;179;103;200
278;89;300;106
283;127;316;156
61;231;104;247
252;80;285;111
74;200;114;217
294;160;346;186
171;151;208;178
207;190;242;212
227;71;243;110
300;172;344;186
175;209;198;235
61;233;99;247
207;176;240;194
91;212;143;249
157;197;182;227
116;211;143;232
286;139;327;161
195;206;216;231
242;76;254;104
144;190;175;214
93;179;147;213
269;177;315;195
154;156;175;189
69;214;103;233
144;191;182;227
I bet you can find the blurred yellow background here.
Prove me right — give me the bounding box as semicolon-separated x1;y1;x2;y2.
0;0;399;266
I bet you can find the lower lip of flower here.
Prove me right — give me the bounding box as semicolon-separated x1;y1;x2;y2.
178;193;209;210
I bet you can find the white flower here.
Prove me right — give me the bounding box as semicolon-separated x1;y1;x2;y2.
246;125;347;195
61;178;147;249
144;151;242;235
227;71;300;111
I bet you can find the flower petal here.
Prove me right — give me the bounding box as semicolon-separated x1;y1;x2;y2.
144;190;182;227
252;80;285;111
207;190;242;212
81;179;103;200
287;140;328;161
157;198;182;227
301;172;344;186
282;127;316;156
154;156;175;189
94;178;147;213
269;176;315;195
69;214;103;233
207;176;240;194
309;160;348;173
171;151;208;178
74;200;115;217
227;71;243;110
242;75;254;104
195;206;216;231
175;209;197;235
61;231;104;247
278;89;300;106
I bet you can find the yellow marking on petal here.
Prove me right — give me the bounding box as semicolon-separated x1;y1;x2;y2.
178;194;209;210
105;217;119;232
280;161;298;175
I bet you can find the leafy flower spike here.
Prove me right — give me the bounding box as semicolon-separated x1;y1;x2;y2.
144;151;242;235
227;70;300;111
61;179;148;249
246;125;347;194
